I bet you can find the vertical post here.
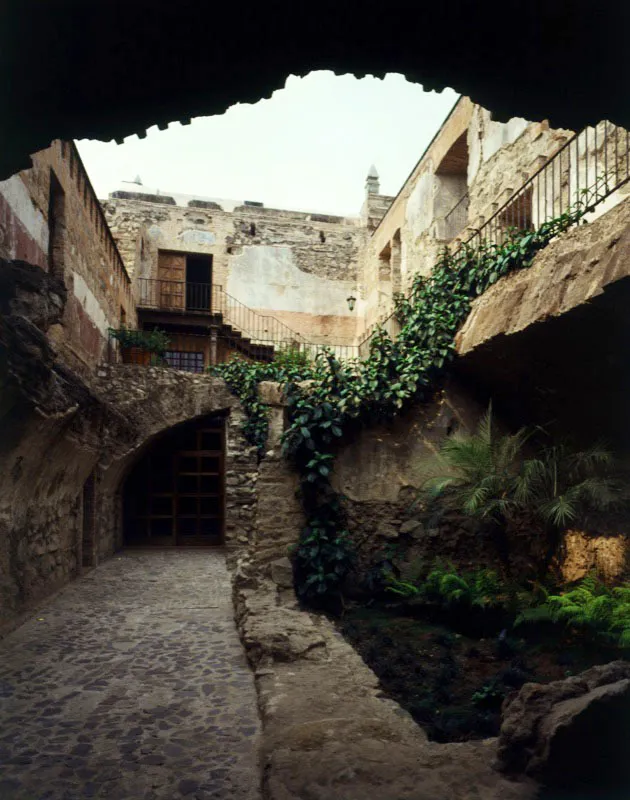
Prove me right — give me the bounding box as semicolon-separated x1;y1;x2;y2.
210;328;218;367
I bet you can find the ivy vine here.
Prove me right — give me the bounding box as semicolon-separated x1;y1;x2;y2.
214;198;591;609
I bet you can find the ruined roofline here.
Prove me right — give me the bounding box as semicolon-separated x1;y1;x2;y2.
106;189;362;226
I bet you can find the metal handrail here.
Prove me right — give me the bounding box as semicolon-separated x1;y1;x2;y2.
133;278;360;363
136;278;308;344
359;119;630;353
442;192;470;238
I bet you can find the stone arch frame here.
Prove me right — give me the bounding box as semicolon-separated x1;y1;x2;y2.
94;367;259;560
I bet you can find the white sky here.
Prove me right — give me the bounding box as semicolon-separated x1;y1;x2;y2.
76;72;459;217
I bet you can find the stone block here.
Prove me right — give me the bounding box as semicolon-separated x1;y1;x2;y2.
399;519;422;535
269;557;294;589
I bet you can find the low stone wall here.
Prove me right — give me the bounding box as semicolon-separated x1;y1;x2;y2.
231;554;538;800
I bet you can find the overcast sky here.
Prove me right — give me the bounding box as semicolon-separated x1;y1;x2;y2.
76;72;459;217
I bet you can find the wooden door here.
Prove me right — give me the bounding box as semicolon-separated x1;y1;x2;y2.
173;421;225;545
157;251;186;310
123;416;225;546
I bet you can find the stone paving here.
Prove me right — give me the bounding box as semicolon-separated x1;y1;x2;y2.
0;549;262;800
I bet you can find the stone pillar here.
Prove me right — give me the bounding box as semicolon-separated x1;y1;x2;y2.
254;382;305;565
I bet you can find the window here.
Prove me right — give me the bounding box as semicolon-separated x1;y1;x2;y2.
164;351;205;373
48;170;66;279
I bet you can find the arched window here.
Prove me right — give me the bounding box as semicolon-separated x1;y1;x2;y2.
434;131;470;240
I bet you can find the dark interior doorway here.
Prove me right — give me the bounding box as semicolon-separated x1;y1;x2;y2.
186;254;213;311
123;414;226;546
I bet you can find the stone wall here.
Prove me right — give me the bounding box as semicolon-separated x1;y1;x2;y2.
231;379;537;799
0;259;256;628
467;109;573;227
103;195;366;346
252;383;305;567
0;142;136;376
94;365;259;556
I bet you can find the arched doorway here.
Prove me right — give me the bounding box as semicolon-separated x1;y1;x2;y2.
123;413;226;546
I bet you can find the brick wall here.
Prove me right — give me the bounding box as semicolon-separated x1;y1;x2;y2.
0;141;136;374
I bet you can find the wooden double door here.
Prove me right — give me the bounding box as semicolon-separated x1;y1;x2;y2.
124;416;225;546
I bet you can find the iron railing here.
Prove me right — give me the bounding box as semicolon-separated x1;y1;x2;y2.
211;286;309;349
108;328;359;373
137;278;216;313
463;120;630;251
358;119;630;354
442;192;470;239
136;278;309;347
135;278;361;362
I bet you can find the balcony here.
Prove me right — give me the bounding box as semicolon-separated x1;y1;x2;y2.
137;278;219;314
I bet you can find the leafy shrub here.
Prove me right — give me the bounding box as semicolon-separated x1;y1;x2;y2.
109;326;170;355
416;405;622;565
215;202;592;605
211;349;320;454
516;575;630;647
272;346;315;375
292;502;354;605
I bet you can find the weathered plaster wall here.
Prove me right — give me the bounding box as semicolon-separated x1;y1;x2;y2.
0;175;49;268
103;195;366;346
228;245;357;344
0;141;136;376
357;98;474;336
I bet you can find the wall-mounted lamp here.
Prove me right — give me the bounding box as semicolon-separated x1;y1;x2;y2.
346;294;357;312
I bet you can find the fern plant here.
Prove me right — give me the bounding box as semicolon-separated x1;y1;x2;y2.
516;575;630;647
386;561;510;610
417;404;530;533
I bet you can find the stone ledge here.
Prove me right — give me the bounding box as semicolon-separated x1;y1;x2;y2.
456;196;630;356
230;554;537;800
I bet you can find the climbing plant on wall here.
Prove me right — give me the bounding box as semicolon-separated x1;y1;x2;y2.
214;199;592;608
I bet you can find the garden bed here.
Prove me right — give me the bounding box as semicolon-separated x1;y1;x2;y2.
339;602;621;743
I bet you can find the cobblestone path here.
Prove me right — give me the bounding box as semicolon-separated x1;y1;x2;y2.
0;550;261;800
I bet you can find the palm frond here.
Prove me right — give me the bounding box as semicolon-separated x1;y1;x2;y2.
539;494;578;527
566;441;614;478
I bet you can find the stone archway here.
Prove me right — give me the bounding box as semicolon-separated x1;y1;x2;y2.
95;366;259;557
123;412;228;546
